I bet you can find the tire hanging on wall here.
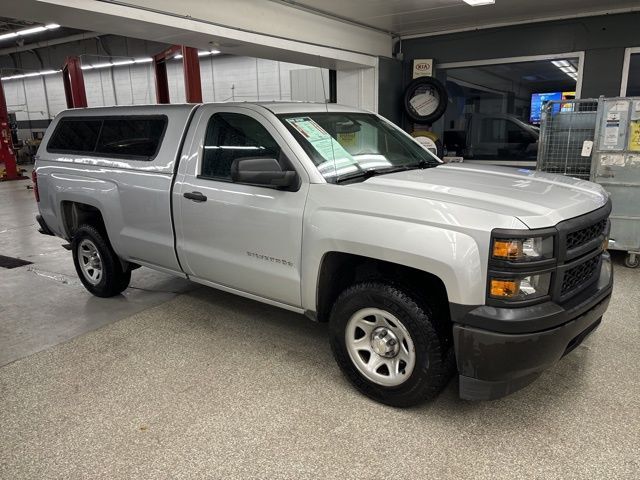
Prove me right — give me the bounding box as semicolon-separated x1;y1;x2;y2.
411;130;444;158
403;77;449;124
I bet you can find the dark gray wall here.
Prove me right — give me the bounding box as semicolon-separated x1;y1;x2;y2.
377;56;404;125
400;12;640;99
375;12;640;122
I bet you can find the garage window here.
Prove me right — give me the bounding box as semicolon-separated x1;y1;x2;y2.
435;54;582;164
47;116;167;160
200;113;282;180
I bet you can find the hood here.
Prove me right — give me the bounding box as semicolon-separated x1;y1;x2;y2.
349;163;608;229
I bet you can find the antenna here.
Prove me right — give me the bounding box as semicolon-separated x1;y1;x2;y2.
319;60;338;180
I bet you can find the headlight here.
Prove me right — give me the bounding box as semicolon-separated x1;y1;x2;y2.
489;273;551;301
492;236;554;262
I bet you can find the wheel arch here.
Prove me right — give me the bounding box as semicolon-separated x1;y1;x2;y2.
62;201;135;272
60;200;106;240
315;252;452;340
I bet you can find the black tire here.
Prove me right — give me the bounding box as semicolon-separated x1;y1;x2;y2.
329;282;451;407
71;224;131;297
403;77;449;124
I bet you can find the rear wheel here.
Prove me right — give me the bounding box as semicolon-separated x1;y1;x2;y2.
72;224;131;297
329;282;451;407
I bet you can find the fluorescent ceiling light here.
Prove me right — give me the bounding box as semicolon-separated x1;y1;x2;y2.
1;69;61;81
111;59;135;67
552;60;570;67
463;0;495;5
80;57;152;70
0;23;60;42
75;49;221;72
176;50;220;59
80;62;113;70
17;26;47;35
560;66;576;73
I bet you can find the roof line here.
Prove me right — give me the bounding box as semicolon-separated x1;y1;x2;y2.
399;7;640;40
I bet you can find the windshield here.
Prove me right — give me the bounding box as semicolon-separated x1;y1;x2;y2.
277;112;441;183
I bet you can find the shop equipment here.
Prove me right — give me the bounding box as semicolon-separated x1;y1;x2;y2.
537;97;640;267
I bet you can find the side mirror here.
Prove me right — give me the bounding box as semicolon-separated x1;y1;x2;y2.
230;157;298;189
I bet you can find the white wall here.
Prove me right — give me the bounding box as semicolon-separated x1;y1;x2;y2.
337;66;378;112
290;68;330;103
3;55;326;140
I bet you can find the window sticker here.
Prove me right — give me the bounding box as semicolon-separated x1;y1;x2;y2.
286;117;356;166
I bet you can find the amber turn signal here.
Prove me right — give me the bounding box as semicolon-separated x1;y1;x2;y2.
492;240;522;260
490;279;520;298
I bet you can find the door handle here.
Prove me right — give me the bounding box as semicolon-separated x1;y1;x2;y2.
183;191;207;202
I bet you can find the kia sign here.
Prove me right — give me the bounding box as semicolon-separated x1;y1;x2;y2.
412;59;433;79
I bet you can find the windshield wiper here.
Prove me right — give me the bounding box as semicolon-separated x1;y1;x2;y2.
334;159;438;184
404;159;437;170
335;165;410;184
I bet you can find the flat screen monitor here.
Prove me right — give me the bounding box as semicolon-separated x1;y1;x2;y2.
530;92;576;124
530;92;562;124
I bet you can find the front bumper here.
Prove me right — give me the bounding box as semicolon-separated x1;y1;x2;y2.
454;254;613;400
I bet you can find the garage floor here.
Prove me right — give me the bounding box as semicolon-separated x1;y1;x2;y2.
1;174;639;479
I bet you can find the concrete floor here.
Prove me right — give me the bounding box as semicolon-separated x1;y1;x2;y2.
0;174;197;367
1;173;639;479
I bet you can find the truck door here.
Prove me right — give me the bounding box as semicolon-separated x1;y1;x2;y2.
173;106;309;308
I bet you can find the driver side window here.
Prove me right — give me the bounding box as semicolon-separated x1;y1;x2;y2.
201;113;282;180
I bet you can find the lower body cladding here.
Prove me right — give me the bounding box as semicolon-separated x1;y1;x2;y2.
453;254;613;401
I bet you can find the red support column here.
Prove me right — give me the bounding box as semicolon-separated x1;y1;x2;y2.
153;59;170;104
182;46;202;103
0;80;25;181
153;45;202;104
62;56;87;109
153;45;181;104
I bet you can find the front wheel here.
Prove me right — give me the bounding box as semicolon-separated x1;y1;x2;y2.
329;282;451;407
72;224;131;297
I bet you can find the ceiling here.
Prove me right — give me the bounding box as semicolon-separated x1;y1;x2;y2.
0;17;35;34
276;0;640;36
0;16;84;51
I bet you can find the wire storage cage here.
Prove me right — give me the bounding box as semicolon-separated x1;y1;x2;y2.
537;99;599;180
537;96;640;267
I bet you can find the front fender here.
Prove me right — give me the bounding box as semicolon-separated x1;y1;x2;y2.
301;209;483;309
301;184;528;312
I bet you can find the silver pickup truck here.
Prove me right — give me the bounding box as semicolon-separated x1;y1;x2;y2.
33;102;613;406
